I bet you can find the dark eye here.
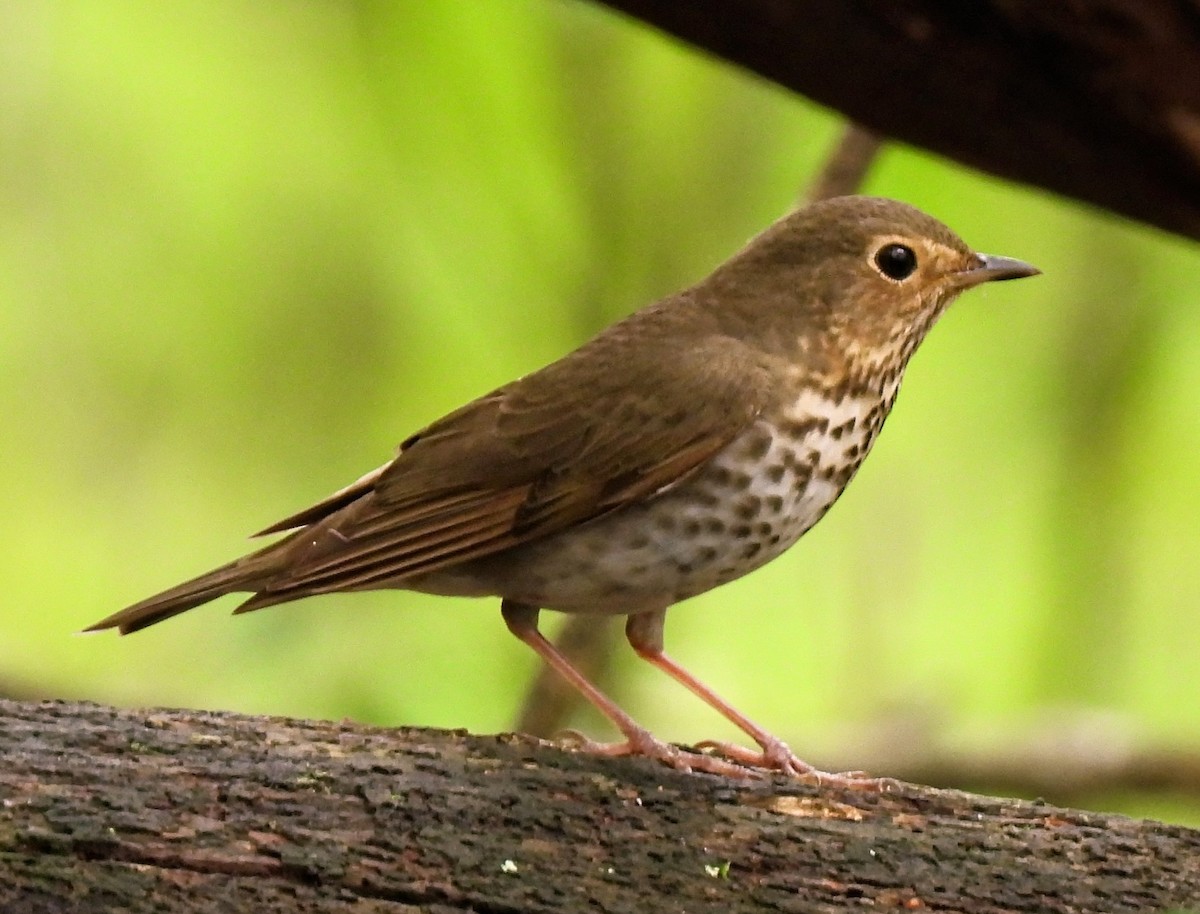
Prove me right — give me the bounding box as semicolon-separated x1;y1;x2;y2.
874;243;918;281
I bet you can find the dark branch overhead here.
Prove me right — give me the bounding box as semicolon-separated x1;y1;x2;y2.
595;0;1200;240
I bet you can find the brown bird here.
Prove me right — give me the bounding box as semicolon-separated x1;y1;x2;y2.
87;196;1038;780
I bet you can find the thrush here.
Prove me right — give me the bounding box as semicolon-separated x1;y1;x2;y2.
87;196;1038;781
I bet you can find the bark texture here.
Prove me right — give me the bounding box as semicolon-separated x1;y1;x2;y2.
597;0;1200;240
2;699;1199;912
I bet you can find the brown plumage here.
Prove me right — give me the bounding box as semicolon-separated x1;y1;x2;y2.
87;196;1038;781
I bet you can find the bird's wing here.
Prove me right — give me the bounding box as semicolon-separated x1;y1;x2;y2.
238;326;776;604
254;463;389;535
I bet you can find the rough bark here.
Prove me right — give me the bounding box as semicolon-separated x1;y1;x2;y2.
595;0;1200;241
2;700;1199;913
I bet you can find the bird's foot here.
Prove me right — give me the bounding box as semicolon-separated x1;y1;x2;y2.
556;729;765;780
694;737;896;792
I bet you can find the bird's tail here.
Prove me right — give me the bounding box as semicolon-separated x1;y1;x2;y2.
83;556;265;635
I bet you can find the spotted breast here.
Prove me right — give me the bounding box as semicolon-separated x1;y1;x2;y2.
413;381;902;614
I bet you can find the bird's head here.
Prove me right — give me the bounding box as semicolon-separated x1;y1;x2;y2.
704;195;1039;386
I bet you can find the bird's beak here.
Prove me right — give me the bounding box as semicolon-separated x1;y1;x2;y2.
955;253;1041;289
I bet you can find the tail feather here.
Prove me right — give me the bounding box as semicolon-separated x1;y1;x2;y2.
84;559;263;635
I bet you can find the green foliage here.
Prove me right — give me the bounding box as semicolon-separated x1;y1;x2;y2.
3;1;1198;822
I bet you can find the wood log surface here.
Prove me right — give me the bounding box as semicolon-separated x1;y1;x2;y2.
3;699;1199;912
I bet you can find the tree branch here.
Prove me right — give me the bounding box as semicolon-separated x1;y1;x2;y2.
596;0;1200;240
4;699;1199;912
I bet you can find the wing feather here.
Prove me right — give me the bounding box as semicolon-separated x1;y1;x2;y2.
233;321;779;611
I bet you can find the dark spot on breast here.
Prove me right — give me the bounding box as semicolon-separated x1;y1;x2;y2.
769;534;781;546
696;546;718;564
705;518;726;535
735;497;762;521
828;380;852;402
682;519;701;537
741;432;772;461
709;466;733;486
743;542;762;560
756;522;774;538
627;533;650;550
765;495;784;514
779;417;828;441
732;524;752;539
766;464;786;484
843;444;861;460
732;472;753;491
655;515;677;533
693;490;721;508
676;562;693;575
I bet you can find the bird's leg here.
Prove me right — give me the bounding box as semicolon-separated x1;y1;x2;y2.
501;600;760;779
625;609;891;790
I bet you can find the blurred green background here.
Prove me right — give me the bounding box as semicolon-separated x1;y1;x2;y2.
4;1;1200;823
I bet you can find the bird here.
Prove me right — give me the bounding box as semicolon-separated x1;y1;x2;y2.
86;195;1039;781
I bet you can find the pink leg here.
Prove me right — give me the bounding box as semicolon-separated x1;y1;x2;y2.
502;601;760;779
625;609;892;790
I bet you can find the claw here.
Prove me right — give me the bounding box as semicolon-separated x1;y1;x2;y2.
554;729;765;779
694;738;895;791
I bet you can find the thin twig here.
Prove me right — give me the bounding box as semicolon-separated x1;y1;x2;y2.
514;616;620;736
805;122;884;203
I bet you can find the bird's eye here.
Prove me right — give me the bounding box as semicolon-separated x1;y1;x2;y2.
873;243;918;281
